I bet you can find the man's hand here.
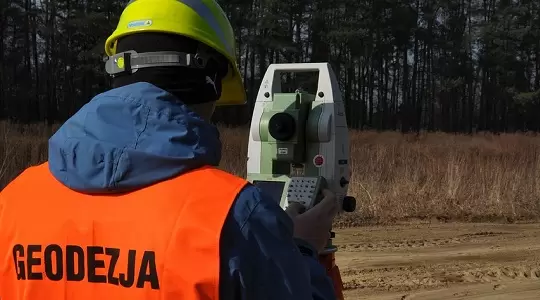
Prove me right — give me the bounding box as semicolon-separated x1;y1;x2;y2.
285;189;339;253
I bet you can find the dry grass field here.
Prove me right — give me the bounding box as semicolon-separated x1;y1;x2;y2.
2;121;540;299
2;121;539;225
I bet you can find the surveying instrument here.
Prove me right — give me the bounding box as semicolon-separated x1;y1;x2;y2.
247;63;356;299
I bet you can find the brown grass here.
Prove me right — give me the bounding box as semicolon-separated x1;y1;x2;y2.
2;121;540;226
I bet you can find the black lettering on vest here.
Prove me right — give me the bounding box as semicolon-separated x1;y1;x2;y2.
105;247;120;285
119;250;136;287
11;244;160;290
27;245;42;280
44;244;63;281
66;245;85;281
137;251;159;289
87;246;107;283
12;244;26;280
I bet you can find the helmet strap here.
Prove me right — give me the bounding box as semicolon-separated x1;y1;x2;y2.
104;50;210;77
104;43;224;77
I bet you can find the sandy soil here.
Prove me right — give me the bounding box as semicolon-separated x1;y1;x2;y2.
334;223;540;299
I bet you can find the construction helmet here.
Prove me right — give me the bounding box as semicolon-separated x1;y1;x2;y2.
104;0;246;106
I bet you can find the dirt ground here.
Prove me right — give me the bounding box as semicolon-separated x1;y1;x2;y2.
334;223;540;299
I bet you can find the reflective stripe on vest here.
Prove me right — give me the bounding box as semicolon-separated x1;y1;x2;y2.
0;162;247;300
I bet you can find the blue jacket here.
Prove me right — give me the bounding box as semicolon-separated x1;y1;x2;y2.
48;82;336;300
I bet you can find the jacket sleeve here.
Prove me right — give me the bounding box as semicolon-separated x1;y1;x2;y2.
219;184;336;300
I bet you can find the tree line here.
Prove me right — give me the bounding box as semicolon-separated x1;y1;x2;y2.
1;0;539;132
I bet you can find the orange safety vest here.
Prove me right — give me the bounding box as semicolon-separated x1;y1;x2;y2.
0;162;247;300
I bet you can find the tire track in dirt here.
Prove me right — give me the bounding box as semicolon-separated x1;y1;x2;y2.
333;223;540;299
339;231;514;252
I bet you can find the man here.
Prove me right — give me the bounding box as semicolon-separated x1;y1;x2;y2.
0;0;339;299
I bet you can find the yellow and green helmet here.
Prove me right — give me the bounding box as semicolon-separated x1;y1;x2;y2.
104;0;246;106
